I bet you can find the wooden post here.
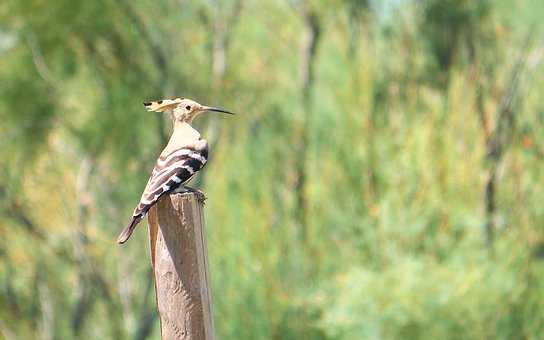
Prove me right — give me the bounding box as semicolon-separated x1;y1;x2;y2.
147;193;214;340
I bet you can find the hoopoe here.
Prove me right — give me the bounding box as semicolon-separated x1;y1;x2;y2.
117;98;234;244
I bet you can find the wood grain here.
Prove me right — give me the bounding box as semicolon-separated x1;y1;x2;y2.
147;193;214;340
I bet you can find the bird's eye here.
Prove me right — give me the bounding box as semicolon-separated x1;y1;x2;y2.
185;105;191;110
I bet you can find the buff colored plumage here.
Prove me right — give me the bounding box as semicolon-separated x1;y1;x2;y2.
117;98;234;244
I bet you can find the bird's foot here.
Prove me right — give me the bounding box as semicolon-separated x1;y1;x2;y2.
178;186;207;204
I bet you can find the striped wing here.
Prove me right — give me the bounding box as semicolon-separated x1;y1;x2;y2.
132;143;208;217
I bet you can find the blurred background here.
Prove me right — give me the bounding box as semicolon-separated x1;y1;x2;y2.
1;0;544;339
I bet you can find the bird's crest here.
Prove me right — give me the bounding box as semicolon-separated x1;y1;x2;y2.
143;98;184;112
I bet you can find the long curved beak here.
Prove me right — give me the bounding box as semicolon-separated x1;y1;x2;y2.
202;105;235;115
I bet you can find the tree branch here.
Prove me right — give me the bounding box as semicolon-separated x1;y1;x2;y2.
294;2;321;241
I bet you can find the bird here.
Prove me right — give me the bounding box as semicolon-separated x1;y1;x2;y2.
117;98;234;244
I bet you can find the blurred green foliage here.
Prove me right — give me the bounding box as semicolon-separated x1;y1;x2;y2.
1;0;544;339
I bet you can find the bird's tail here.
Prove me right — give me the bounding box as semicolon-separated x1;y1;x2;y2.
117;215;143;244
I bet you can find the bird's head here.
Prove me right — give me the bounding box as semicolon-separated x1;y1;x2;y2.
143;98;234;123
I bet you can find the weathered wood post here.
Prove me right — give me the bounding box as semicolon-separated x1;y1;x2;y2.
147;193;214;340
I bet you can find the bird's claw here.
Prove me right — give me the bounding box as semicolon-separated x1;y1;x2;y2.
181;187;206;205
193;190;207;205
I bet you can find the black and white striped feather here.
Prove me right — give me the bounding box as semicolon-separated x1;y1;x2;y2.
117;142;208;244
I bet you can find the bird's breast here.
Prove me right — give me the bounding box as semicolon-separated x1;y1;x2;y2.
194;139;208;151
161;123;202;156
